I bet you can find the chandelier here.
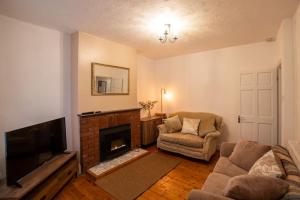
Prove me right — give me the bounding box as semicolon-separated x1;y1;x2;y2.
159;24;178;43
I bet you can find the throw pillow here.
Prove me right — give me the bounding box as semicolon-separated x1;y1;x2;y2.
229;140;270;171
272;145;300;187
248;150;285;178
224;175;289;200
163;115;182;133
282;185;300;200
181;118;200;135
198;117;216;137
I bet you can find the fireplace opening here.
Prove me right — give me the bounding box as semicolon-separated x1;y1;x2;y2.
100;124;131;161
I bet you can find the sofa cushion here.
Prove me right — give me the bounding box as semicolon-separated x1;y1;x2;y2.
189;190;233;200
159;133;204;148
201;172;231;196
213;157;248;177
224;175;289;200
220;143;236;157
181;118;200;135
248;150;285;178
199;117;216;137
164;115;182;133
229;140;270;171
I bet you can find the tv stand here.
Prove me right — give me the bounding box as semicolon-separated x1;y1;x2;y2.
14;182;22;188
0;152;77;200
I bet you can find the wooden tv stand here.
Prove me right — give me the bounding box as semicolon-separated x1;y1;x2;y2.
0;151;78;200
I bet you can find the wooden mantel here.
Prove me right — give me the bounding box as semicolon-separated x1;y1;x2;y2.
79;108;141;171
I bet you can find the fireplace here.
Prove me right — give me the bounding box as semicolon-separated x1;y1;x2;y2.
79;108;140;171
100;124;131;161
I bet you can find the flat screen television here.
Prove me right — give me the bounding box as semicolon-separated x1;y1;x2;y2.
5;117;67;186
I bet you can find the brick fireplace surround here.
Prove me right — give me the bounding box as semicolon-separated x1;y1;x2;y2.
79;108;141;171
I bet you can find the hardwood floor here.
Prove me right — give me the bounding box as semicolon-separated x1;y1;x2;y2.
55;146;219;200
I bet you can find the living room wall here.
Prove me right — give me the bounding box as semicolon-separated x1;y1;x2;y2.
71;32;138;159
152;42;278;143
72;32;138;113
293;4;300;142
0;15;72;179
137;55;159;117
275;3;300;145
276;19;295;146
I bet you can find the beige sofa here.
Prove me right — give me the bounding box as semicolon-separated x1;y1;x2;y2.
157;112;223;161
188;142;300;200
189;143;245;200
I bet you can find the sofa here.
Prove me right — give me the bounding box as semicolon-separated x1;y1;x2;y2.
157;112;223;161
188;141;300;200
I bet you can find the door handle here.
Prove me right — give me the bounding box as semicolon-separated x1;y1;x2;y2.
238;115;241;123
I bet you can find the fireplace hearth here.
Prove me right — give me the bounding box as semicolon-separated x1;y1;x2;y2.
100;124;131;161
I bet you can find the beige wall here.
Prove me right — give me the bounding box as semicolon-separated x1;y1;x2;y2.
276;19;295;146
152;42;277;143
276;3;300;145
0;15;72;179
137;55;159;117
74;32;138;113
71;32;138;161
293;4;300;142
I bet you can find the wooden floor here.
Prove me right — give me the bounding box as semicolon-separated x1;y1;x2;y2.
55;146;219;200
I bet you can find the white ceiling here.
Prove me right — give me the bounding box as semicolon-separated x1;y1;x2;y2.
0;0;299;59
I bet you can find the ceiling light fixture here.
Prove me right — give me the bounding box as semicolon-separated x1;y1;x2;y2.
159;24;178;43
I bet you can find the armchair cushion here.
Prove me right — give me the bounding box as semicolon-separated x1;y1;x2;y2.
157;124;168;134
164;115;182;133
181;118;200;135
199;117;216;137
170;112;223;130
159;133;204;148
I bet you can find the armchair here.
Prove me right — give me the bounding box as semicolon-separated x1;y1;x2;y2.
157;112;223;161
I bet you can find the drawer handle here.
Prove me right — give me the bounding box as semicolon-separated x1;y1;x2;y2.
67;170;72;175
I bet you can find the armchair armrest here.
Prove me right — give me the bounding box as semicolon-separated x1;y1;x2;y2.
220;142;236;157
157;124;167;134
188;190;232;200
202;131;221;160
204;131;221;141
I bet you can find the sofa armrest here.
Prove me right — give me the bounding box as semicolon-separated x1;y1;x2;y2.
220;142;236;157
188;190;232;200
157;124;167;134
204;131;221;140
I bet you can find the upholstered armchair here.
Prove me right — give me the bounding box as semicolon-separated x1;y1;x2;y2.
157;112;223;161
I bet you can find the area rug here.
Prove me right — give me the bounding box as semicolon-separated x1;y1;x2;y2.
95;152;181;200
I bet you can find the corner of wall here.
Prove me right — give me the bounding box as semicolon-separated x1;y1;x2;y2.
70;32;80;164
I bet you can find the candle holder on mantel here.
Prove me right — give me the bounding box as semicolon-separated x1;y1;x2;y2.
139;100;158;118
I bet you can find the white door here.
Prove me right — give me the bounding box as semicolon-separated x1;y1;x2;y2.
239;70;278;145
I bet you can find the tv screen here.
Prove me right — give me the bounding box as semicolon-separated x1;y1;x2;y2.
5;117;67;186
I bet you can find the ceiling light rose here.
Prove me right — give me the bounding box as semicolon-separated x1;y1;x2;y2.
159;24;178;43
